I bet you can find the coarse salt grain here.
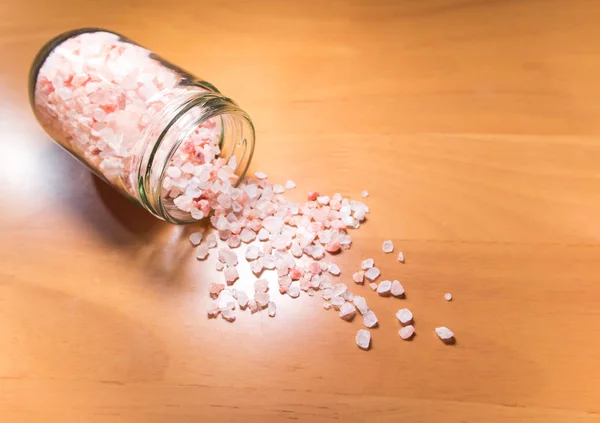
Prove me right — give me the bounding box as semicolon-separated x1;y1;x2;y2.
236;291;249;309
361;258;374;270
196;244;209;260
323;302;332;310
376;280;392;295
218;248;238;266
356;329;371;350
365;267;380;281
189;232;203;246
209;283;225;299
328;263;341;276
224;266;239;284
353;296;369;315
396;308;413;325
382;240;394;253
391;280;404;297
268;301;277;317
205;234;217;249
435;326;454;341
397;252;405;263
339;302;356;321
363;310;378;328
288;285;301;298
361;190;369;198
352;271;365;284
399;325;415;340
331;296;345;310
255;291;269;308
285;180;296;189
444;293;452;301
369;282;378;291
254;171;268;180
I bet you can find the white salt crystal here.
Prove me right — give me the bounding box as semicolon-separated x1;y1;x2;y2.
361;190;369;198
288;285;300;298
268;301;276;317
377;280;392;295
352;271;364;284
397;251;405;263
216;261;225;271
258;228;270;241
361;258;374;270
323;302;332;310
263;216;284;234
250;259;263;275
396;308;413;325
317;196;330;205
331;296;345;310
391;280;405;297
255;291;269;308
221;309;236;322
328;263;341;276
363;310;378;328
189;232;203;246
285;180;296;189
167;166;182;178
444;293;452;301
227;235;241;249
196;244;209;260
382;240;394;253
254;171;267;180
355;329;371;350
273;184;285;194
254;279;269;292
248;299;259;313
365;267;380;281
369;282;378;291
353;296;369;315
435;326;454;340
399;325;415;340
339;302;356;320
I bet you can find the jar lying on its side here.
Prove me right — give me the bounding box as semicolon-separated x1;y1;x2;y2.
29;28;255;224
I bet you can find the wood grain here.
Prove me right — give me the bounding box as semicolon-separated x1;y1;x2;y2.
1;0;600;421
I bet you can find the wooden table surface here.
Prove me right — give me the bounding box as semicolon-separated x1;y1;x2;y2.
1;0;600;422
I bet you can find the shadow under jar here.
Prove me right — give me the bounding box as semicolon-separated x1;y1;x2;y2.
29;28;255;224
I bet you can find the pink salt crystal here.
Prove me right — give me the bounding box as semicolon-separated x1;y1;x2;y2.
258;228;270;241
250;259;263;275
290;243;303;258
331;296;345;310
285;180;296;189
361;258;374;270
365;267;380;281
207;301;221;318
435;326;454;341
399;325;415;340
205;234;217;249
249;300;259;313
263;255;276;270
369;282;378;291
290;267;303;280
319;262;329;272
317;196;330;205
299;278;311;291
268;301;277;317
240;228;256;243
363;310;378;328
307;191;319;201
323;302;332;310
218;248;238;266
444;293;452;301
196;244;209;260
224;266;239;284
396;308;413;325
255;291;270;308
352;271;365;284
236;291;249;309
377;280;392;296
397;252;405;263
339;302;356;321
216;261;225;271
307;289;315;296
273;185;285;194
221;309;236;322
189;232;203;246
227;235;241;249
278;275;292;289
382;240;394;253
391;280;405;297
254;171;268;180
353;296;369;315
328;263;341;276
288;285;301;298
308;262;322;275
254;279;269;292
262;216;284;234
356;329;371;350
245;245;260;261
325;240;341;254
219;229;232;241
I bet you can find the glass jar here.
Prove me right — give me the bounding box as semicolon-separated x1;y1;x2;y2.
29;28;255;224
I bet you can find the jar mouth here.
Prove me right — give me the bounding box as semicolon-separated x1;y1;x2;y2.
139;93;255;224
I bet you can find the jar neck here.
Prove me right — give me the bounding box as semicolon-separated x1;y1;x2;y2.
135;89;255;223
